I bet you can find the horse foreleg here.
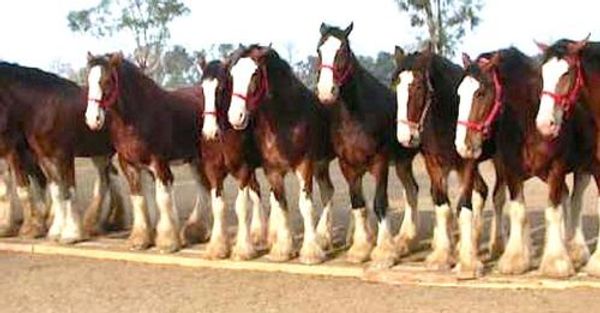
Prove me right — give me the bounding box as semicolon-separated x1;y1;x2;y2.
248;174;266;247
296;160;326;265
265;168;294;262
423;157;454;271
0;161;15;237
393;157;420;257
231;167;258;261
119;157;153;250
585;171;600;277
567;171;591;269
489;168;507;259
369;155;398;269
540;170;575;278
315;160;334;251
497;170;531;275
152;162;181;253
339;160;373;263
82;156;110;236
180;162;210;245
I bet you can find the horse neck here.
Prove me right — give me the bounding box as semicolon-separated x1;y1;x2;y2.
498;68;539;133
427;62;460;132
115;65;164;122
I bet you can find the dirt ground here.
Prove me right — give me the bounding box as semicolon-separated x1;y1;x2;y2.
1;156;600;312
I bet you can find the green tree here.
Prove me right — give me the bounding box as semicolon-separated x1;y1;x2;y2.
394;0;482;56
161;45;202;88
67;0;190;77
294;55;319;89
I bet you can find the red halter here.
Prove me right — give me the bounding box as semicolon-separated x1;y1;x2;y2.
232;66;269;111
540;57;584;116
457;69;503;136
319;49;354;86
88;69;120;109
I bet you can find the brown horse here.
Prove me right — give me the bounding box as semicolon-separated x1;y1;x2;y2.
197;57;266;260
456;48;594;277
315;23;419;268
536;37;600;276
0;61;125;243
85;53;209;253
226;45;335;264
392;46;501;271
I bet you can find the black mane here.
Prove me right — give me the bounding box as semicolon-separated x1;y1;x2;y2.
0;61;79;91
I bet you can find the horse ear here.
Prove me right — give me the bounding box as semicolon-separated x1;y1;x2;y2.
87;51;94;62
109;52;123;68
481;52;501;72
394;46;405;66
462;52;472;68
344;22;354;37
320;22;328;35
567;33;590;55
534;40;549;53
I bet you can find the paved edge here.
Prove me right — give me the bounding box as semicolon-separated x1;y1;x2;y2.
1;240;600;290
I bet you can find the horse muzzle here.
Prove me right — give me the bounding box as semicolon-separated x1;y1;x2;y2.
536;118;561;139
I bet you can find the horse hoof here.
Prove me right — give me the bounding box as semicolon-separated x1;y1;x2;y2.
540;253;575;278
231;243;257;261
584;252;600;277
127;229;153;250
0;225;16;238
299;241;326;265
567;240;590;269
267;242;295;262
497;250;531;275
346;242;373;264
19;222;47;239
205;238;231;260
59;235;84;245
250;227;267;247
181;221;210;245
454;261;484;279
425;249;455;271
315;233;333;252
156;236;181;254
369;243;399;269
394;235;415;257
488;236;506;260
84;225;105;238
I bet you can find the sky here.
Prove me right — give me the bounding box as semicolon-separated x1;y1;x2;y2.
1;0;599;73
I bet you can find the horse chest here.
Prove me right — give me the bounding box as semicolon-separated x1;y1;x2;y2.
255;120;307;168
111;124;149;163
332;115;377;165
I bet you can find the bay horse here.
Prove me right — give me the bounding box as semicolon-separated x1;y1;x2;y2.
535;37;600;276
315;23;419;268
392;46;502;271
85;52;210;253
456;48;594;278
197;56;266;260
226;45;335;264
0;61;126;243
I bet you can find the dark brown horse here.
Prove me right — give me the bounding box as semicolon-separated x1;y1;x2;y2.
197;57;266;260
0;61;125;243
392;46;501;271
315;23;419;268
85;53;209;253
536;37;600;276
226;45;335;264
457;48;594;277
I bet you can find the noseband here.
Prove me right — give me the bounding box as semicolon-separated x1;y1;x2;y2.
397;71;434;133
457;69;503;136
88;69;120;109
541;57;584;117
232;65;269;111
319;47;354;86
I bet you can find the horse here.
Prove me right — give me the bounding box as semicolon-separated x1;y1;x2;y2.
456;47;595;278
0;61;126;243
535;37;600;276
85;52;210;253
315;23;419;268
392;46;502;271
226;45;335;264
197;56;266;260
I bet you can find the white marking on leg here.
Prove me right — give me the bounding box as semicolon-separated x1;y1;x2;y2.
61;186;83;243
425;203;454;270
131;195;149;231
228;58;257;129
457;208;481;275
297;172;325;263
537;58;569;136
208;188;227;247
455;76;480;158
86;65;106;130
397;191;418;246
316;36;342;102
498;199;531;274
47;183;65;239
0;176;12;232
472;191;485;244
233;186;254;259
395;71;415;145
155;180;181;251
268;191;293;260
249;187;265;245
540;204;574;276
201;78;220;140
585;198;600;276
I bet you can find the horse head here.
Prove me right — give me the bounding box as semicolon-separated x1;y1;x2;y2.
315;22;354;105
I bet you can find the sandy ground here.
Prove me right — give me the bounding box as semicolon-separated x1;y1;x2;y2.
1;156;600;312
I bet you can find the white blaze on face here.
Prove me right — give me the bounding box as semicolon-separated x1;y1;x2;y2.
201;78;219;139
455;76;481;156
86;66;106;130
395;71;415;145
228;58;257;129
316;36;342;102
537;57;569;135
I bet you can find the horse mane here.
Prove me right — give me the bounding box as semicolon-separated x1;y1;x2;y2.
543;39;600;73
0;61;80;91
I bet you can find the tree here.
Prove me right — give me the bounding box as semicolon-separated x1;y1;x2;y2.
161;45;201;88
394;0;482;56
67;0;190;77
294;55;319;89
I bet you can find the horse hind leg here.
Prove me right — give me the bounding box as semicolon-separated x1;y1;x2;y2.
180;162;210;245
315;160;334;251
82;156;110;236
393;157;419;257
567;171;591;269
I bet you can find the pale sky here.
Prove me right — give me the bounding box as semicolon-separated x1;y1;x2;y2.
1;0;598;72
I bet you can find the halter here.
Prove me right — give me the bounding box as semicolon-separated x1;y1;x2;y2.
319;47;354;86
397;71;434;133
457;69;503;136
232;65;269;111
540;57;584;117
88;69;120;109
